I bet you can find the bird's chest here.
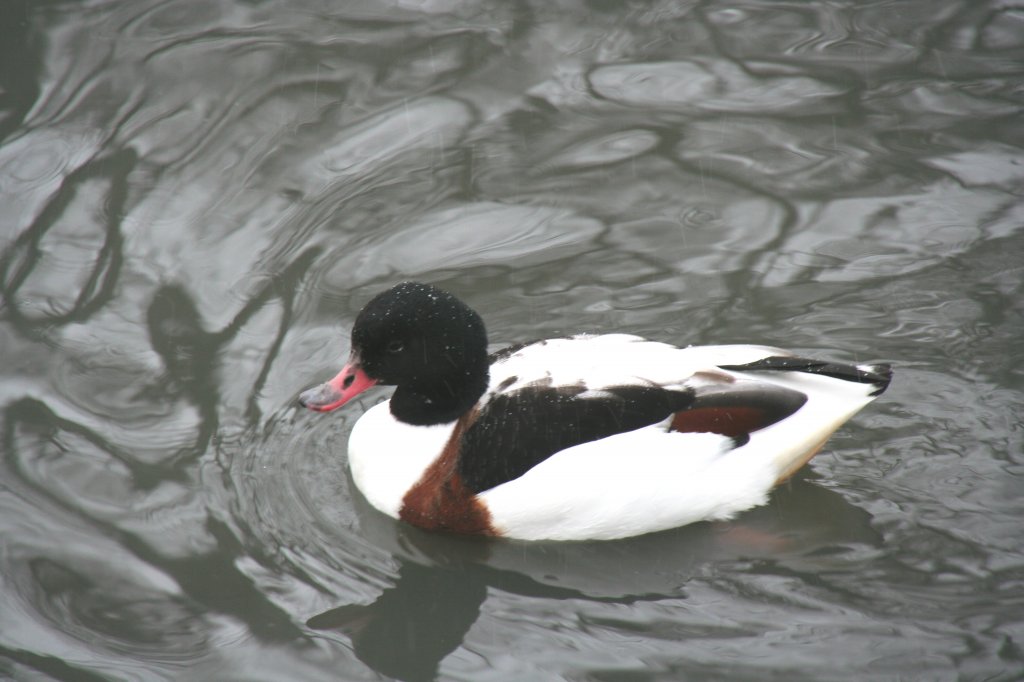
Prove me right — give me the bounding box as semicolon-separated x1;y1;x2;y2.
349;403;498;535
346;401;455;519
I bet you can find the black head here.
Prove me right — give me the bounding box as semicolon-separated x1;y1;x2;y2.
351;282;490;425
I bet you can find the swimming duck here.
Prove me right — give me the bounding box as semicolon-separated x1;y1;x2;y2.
299;282;891;541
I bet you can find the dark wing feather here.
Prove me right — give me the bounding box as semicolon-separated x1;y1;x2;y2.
718;356;893;396
669;383;808;446
458;384;695;494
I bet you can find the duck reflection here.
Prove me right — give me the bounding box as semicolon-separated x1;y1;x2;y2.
307;477;879;682
309;563;486;682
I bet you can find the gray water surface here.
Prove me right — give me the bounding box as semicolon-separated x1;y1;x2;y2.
1;1;1022;680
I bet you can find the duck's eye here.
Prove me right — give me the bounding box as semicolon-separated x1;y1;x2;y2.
387;340;404;354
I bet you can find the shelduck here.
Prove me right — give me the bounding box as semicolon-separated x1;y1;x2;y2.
299;282;891;541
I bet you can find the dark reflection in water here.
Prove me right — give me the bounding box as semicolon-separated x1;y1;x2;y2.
0;1;39;142
309;563;488;682
1;0;1022;680
0;150;131;334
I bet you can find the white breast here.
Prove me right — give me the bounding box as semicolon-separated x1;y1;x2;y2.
347;401;455;518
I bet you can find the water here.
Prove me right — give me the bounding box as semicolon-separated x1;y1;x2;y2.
1;1;1022;680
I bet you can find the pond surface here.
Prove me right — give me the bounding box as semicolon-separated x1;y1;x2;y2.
2;1;1023;680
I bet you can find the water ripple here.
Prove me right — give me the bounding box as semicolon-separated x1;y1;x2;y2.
589;59;847;114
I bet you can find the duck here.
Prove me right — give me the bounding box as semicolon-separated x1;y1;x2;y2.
299;281;892;542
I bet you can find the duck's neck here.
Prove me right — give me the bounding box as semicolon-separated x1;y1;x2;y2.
390;368;490;426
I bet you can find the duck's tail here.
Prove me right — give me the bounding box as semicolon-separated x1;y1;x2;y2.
713;354;893;484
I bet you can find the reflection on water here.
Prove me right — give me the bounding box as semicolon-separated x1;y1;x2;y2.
1;0;1022;680
302;480;880;681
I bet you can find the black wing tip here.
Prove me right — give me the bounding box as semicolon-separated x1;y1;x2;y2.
719;356;894;396
858;363;893;396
